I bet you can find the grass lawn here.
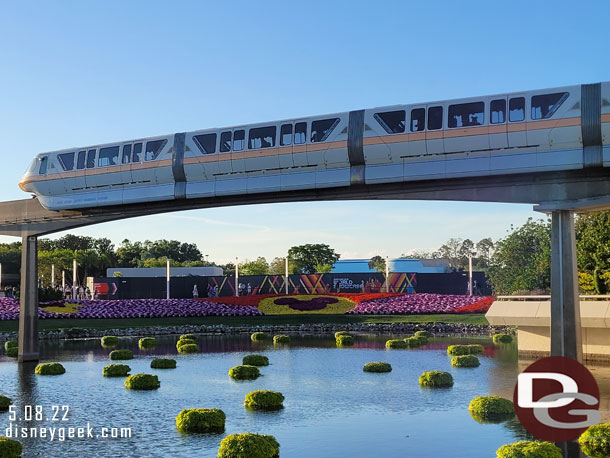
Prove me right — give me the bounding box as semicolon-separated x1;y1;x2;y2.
0;314;488;332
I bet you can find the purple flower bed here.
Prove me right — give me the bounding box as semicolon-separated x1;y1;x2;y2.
346;293;489;315
0;298;263;320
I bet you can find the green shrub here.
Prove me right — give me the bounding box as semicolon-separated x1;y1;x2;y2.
496;441;562;458
469;396;515;423
177;343;199;354
363;362;392;373
100;336;119;348
0;395;12;411
404;336;423;348
180;334;196;341
0;437;22;458
124;373;160;390
176;338;195;349
109;350;133;360
102;364;131;377
5;347;17;358
466;344;484;354
218;433;279;458
4;340;17;352
243;355;269;366
414;330;432;338
385;339;408;349
336;335;354;346
451;355;480;368
138;337;157;349
334;331;352;339
229;365;260;380
419;370;453;388
578;423;610;458
273;335;290;345
35;362;65;375
175;408;225;433
151;358;177;369
251;332;268;341
493;334;513;344
244;390;284;411
447;345;473;356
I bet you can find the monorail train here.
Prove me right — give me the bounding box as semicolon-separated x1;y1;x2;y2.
19;82;610;210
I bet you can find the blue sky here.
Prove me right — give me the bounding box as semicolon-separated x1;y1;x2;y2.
0;1;608;263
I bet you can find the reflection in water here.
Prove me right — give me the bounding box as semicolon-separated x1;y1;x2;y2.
0;334;606;457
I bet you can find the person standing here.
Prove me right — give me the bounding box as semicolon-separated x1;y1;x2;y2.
193;284;199;298
247;283;252;295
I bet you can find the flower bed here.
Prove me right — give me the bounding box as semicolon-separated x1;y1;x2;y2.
347;293;493;315
259;295;355;315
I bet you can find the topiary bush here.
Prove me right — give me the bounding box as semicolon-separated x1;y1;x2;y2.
419;370;453;388
177;343;199;354
414;330;432;338
493;333;513;344
336;335;354;346
175;408;225;433
4;340;17;352
229;365;260;380
138;337;157;350
0;437;22;458
469;396;515;423
404;336;423;348
102;364;131;377
124;373;160;390
0;395;12;411
180;334;196;341
466;344;484;354
386;339;408;349
35;362;65;376
447;345;473;356
176;338;195;350
451;355;480;368
109;349;134;360
273;335;290;345
218;433;279;458
5;347;17;358
496;441;562;458
334;331;352;339
100;336;119;348
243;355;269;366
363;362;392;373
251;332;268;341
244;390;284;411
151;358;177;369
578;423;610;458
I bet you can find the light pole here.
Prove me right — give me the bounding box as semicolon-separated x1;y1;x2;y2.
0;263;2;290
385;256;390;293
166;258;171;299
468;255;473;296
72;258;77;299
235;257;239;297
51;264;55;288
62;270;65;291
285;257;289;295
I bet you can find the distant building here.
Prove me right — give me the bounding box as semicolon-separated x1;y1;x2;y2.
331;258;450;274
106;266;223;278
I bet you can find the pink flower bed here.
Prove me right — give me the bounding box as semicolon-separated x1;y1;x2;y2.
346;293;492;315
0;298;263;320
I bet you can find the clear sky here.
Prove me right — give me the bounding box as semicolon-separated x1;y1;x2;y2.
0;1;608;263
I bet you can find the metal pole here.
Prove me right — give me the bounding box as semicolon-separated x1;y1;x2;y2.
0;262;2;290
166;258;170;299
468;255;473;296
285;257;289;295
235;257;239;297
18;235;39;362
72;258;77;300
385;256;390;293
62;271;65;290
51;264;55;288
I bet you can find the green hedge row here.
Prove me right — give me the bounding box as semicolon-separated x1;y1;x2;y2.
176;408;225;433
124;373;160;390
244;390;284;411
35;362;65;376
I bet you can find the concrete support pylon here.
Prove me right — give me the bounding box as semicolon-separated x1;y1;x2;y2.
18;234;39;363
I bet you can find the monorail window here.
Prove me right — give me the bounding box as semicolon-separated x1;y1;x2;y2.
509;97;525;122
122;145;132;164
233;130;245;151
77;150;86;169
98;146;119;167
531;92;568;120
280;124;292;146
86;150;96;168
410;108;425;132
375;110;406;134
145;139;167;161
490;99;506;124
38;156;48;175
132;143;143;162
311;118;339;143
58;152;75;171
448;102;484;128
220;131;232;152
294;122;306;144
249;126;276;149
194;133;217;154
427;106;443;130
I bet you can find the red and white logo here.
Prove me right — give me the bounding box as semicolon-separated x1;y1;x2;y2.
513;356;600;441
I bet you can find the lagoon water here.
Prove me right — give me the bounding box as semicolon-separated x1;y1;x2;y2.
0;334;608;457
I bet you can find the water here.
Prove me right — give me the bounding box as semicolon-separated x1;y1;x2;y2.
0;335;608;458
